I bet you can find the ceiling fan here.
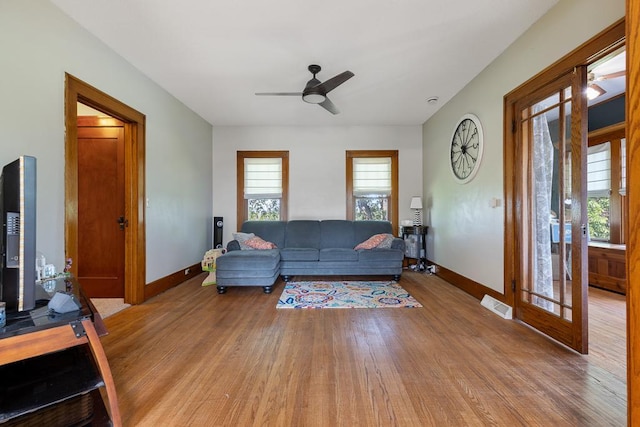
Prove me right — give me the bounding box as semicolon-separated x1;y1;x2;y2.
255;65;354;115
587;70;625;100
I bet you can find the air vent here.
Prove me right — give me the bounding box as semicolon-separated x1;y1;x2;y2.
481;295;513;319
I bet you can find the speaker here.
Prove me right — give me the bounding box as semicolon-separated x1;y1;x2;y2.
213;216;223;248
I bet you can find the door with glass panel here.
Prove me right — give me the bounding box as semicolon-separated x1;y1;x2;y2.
513;69;588;353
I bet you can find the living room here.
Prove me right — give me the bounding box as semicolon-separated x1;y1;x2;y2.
1;0;638;425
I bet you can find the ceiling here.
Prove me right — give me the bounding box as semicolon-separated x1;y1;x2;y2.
51;0;560;126
588;49;626;104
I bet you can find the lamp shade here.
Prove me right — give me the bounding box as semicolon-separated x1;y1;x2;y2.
410;197;423;209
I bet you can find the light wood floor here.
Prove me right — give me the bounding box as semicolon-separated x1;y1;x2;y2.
101;272;626;426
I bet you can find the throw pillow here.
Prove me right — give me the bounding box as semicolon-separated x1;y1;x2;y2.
354;233;394;250
376;234;396;249
244;236;277;250
233;232;255;250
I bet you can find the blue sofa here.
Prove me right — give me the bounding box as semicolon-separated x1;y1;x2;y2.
215;220;405;294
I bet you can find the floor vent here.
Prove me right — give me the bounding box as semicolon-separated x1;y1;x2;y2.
481;295;512;319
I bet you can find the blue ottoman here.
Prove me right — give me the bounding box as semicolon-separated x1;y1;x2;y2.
215;249;280;294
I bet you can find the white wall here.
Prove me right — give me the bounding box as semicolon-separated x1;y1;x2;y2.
212;126;422;243
422;0;625;293
0;0;213;283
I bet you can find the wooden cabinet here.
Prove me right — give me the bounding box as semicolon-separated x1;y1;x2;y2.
0;277;121;426
588;242;626;294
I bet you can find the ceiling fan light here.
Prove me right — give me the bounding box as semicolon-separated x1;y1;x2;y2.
302;93;326;104
586;84;605;100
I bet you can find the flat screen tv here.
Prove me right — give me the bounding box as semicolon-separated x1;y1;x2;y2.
0;156;36;313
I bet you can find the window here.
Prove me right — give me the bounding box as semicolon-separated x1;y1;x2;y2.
587;142;611;241
237;151;288;226
587;124;626;243
346;150;398;232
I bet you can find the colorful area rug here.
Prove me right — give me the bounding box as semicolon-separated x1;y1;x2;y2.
276;281;422;309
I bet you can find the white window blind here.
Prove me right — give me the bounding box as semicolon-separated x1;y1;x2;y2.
620;138;626;196
587;142;611;198
353;157;392;197
244;158;282;199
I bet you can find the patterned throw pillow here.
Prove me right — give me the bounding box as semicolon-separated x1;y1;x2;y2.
376;234;396;249
233;232;255;250
244;236;277;250
354;233;394;250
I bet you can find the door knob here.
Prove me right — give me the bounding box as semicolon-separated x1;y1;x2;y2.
117;216;129;230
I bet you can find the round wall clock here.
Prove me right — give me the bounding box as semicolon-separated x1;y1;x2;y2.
450;113;484;184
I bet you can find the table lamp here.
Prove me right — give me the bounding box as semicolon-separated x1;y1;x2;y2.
410;197;423;226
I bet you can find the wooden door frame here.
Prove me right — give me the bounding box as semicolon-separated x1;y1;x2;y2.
504;19;625;303
626;0;639;423
64;74;146;305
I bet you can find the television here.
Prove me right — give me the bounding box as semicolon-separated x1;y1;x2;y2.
0;156;37;313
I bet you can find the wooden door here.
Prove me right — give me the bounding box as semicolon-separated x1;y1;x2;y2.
512;70;589;353
77;116;126;298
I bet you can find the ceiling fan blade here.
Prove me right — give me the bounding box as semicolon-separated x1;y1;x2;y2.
319;97;340;115
255;92;302;96
315;71;354;94
597;70;626;80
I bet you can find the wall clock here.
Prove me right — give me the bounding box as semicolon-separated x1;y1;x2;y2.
450;113;484;184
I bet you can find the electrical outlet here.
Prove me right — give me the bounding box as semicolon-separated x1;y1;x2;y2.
184;268;190;275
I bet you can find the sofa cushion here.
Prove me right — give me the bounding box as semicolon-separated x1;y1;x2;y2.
285;220;320;248
320;220;355;249
319;248;358;262
280;248;319;261
357;248;405;262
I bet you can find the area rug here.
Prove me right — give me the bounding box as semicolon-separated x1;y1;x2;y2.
276;281;422;309
91;298;131;319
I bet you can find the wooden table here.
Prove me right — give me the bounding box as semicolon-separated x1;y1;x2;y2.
0;276;121;426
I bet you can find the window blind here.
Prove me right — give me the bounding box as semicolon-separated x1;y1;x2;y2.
587;142;611;198
353;157;392;196
244;158;282;199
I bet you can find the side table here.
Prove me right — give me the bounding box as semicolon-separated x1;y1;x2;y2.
400;225;428;271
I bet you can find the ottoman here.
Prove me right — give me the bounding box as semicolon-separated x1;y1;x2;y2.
215;249;280;294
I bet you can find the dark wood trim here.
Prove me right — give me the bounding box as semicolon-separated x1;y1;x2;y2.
144;262;203;300
345;150;399;235
588;122;626;146
427;260;506;304
65;74;146;305
571;64;589;354
236;151;289;228
627;0;640;422
505;19;625;100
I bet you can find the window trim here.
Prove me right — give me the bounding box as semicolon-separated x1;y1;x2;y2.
346;150;398;234
237;151;289;227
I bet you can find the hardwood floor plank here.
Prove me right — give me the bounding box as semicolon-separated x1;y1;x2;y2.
100;272;626;426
